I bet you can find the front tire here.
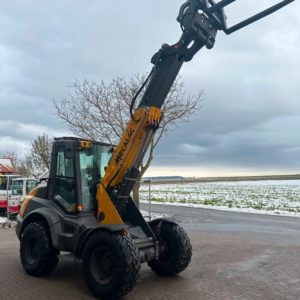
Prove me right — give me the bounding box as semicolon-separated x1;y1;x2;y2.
20;222;59;276
148;222;192;276
82;231;140;300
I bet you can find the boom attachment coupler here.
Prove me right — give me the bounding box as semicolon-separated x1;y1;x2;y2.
185;0;295;35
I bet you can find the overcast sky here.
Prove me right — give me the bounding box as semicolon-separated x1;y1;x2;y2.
0;0;299;177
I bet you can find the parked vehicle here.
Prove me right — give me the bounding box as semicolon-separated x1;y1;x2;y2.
0;174;20;216
9;178;38;216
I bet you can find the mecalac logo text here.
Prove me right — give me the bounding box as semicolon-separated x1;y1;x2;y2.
115;128;135;165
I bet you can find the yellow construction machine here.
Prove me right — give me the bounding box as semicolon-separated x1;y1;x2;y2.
15;0;294;299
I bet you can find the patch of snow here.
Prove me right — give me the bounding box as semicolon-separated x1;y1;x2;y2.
0;217;8;224
140;209;170;221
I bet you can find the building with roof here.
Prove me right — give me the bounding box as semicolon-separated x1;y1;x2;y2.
0;158;16;175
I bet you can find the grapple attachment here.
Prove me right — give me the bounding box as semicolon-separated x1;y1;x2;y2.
181;0;295;35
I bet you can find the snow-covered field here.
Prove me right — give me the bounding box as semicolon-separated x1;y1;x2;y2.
140;180;300;217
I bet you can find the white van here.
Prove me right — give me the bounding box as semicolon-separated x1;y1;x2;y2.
9;178;38;216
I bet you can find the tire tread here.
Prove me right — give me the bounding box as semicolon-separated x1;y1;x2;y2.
20;222;58;276
82;231;140;299
148;222;192;276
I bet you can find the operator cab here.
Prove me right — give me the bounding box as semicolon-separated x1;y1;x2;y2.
48;137;113;214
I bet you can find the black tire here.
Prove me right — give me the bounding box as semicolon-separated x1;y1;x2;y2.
20;222;59;276
82;231;141;300
148;222;192;276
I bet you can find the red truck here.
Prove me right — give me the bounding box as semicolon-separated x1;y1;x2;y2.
0;174;20;216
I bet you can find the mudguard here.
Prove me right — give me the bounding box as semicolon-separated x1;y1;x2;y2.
17;207;63;249
148;217;178;236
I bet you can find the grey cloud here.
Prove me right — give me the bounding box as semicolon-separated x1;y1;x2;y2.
0;0;299;175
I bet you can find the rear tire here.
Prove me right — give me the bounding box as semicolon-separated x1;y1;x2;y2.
82;231;140;300
20;222;59;276
148;222;192;276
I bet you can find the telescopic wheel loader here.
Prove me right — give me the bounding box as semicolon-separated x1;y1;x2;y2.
16;0;294;299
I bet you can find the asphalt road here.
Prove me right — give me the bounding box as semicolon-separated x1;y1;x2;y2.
1;205;300;300
142;203;300;236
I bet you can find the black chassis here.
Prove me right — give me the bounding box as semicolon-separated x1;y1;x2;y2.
15;193;175;263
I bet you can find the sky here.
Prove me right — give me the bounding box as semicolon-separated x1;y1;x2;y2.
0;0;299;177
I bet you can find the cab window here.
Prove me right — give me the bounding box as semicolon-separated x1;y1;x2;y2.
54;145;76;213
12;180;23;195
79;144;112;212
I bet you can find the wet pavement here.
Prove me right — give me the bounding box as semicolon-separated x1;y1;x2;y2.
1;205;300;299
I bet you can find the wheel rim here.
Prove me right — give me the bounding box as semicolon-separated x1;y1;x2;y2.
160;239;174;262
90;247;115;285
25;237;40;264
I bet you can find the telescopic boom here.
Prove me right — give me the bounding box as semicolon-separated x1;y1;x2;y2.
98;0;295;220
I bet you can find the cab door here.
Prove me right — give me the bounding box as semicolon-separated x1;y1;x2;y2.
50;142;79;214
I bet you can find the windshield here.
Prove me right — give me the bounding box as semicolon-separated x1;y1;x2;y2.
79;143;113;212
0;176;8;191
12;180;23;195
0;175;19;191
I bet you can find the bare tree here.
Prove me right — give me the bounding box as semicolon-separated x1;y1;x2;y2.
17;162;32;177
21;134;52;178
54;74;203;206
